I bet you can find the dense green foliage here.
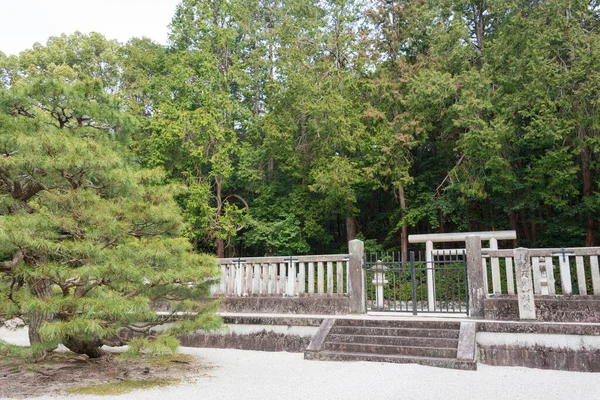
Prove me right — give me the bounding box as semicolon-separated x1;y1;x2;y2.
0;34;220;358
3;0;600;262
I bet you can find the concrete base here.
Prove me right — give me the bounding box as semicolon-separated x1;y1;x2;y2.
218;297;350;314
179;315;321;353
484;296;600;322
179;330;312;353
477;332;600;372
476;321;600;372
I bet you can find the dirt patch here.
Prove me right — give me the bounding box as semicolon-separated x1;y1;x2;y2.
0;352;212;399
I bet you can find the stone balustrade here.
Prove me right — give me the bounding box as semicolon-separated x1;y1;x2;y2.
482;247;600;297
213;254;350;297
211;240;366;314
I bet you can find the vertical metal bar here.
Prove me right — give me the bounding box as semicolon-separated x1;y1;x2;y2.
387;253;398;311
434;254;438;312
420;253;424;312
411;251;417;315
374;252;378;310
398;251;402;312
401;263;406;312
380;253;384;310
456;253;462;313
441;252;445;312
404;261;409;312
451;250;455;310
464;250;469;316
445;251;449;312
401;255;406;312
366;254;370;310
364;254;369;310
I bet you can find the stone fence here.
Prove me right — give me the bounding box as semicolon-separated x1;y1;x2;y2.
482;247;600;297
479;245;600;321
210;234;600;321
211;239;365;313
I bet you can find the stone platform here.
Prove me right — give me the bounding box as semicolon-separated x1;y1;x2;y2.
177;312;600;372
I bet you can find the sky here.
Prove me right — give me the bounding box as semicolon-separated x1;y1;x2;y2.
0;0;182;55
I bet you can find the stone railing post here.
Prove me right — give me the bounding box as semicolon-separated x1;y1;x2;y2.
514;248;536;320
426;240;435;312
465;235;485;318
370;261;388;310
348;239;365;314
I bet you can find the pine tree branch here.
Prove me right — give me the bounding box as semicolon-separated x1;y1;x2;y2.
16;180;47;202
0;251;24;273
8;277;23;307
126;310;179;332
12;106;35;119
61;169;88;190
0;168;14;193
123;288;143;299
74;280;104;298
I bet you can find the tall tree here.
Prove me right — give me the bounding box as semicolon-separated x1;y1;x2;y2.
0;35;220;358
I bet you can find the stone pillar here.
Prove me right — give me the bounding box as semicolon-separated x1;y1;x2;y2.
426;240;435;311
465;236;485;318
348;239;365;314
514;248;536;320
489;238;501;294
371;261;388;309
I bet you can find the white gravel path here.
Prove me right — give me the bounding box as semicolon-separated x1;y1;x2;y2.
3;328;600;400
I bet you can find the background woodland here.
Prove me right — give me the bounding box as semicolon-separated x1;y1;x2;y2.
2;0;600;258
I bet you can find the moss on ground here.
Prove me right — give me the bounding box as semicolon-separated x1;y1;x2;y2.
68;378;180;396
118;352;194;366
147;353;194;366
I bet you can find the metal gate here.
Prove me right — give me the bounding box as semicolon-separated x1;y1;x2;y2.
364;251;468;314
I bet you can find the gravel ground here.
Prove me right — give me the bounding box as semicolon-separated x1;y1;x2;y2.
2;328;600;400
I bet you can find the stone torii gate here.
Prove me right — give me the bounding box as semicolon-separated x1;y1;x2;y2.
408;231;517;312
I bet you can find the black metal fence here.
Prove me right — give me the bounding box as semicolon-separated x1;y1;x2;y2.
364;251;469;314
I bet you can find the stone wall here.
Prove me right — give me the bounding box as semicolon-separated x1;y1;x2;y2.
179;330;312;352
484;295;600;322
178;315;321;353
476;321;600;372
218;296;350;314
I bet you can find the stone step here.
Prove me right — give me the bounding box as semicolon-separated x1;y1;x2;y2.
334;319;461;330
306;351;477;370
326;333;459;349
322;342;457;358
330;326;460;339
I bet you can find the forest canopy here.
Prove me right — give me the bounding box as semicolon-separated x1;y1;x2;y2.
2;0;600;261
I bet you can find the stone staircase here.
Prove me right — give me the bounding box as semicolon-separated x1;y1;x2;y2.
305;319;476;370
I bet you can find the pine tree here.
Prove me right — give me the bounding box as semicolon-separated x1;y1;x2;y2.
0;34;220;359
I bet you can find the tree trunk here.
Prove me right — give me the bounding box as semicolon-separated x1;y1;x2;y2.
399;186;408;262
216;237;225;258
215;176;225;258
531;213;537;245
581;145;594;246
63;336;104;359
28;279;55;355
472;0;485;52
509;210;518;248
346;216;357;242
267;158;274;181
518;210;531;242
